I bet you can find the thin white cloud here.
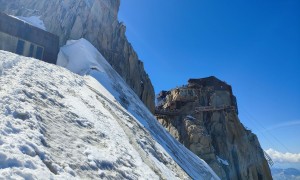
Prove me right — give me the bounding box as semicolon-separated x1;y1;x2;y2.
266;120;300;131
266;149;300;163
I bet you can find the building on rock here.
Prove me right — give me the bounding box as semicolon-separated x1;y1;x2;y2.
0;12;59;64
155;76;272;180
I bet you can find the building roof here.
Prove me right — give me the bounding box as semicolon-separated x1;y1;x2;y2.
0;12;59;64
188;76;229;86
0;12;58;47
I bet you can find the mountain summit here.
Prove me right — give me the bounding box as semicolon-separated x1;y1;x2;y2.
155;76;273;179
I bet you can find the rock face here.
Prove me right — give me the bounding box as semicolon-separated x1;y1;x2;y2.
0;0;155;112
156;76;272;180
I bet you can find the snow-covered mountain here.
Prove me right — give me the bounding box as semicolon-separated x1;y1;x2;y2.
272;168;300;180
0;38;219;179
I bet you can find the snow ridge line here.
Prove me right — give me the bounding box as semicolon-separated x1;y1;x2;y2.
85;84;168;179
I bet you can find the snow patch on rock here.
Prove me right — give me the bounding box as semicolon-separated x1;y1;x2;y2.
217;156;229;166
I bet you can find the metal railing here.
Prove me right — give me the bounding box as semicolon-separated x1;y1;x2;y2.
195;105;236;113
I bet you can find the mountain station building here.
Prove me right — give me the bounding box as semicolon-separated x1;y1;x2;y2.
0;12;59;64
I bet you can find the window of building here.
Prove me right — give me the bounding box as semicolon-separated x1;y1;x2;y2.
29;44;34;57
35;46;44;60
16;40;25;55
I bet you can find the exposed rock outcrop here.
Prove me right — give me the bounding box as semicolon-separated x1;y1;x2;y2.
0;0;155;112
155;76;272;180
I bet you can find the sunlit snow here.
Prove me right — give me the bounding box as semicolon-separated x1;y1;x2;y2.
57;38;220;179
0;38;219;179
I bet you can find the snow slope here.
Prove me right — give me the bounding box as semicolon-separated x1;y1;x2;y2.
0;39;219;179
57;38;220;179
0;50;182;179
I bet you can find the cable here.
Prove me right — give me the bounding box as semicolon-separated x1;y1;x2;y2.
240;105;291;152
240;106;280;151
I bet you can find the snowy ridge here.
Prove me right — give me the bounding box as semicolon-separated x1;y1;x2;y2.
57;39;219;179
0;50;178;179
0;39;219;179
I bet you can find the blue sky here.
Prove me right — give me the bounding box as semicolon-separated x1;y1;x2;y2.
118;0;300;168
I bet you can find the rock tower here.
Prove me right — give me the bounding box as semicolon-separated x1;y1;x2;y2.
156;76;272;180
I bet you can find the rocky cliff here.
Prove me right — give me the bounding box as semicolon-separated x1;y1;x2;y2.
155;76;272;180
0;0;155;112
